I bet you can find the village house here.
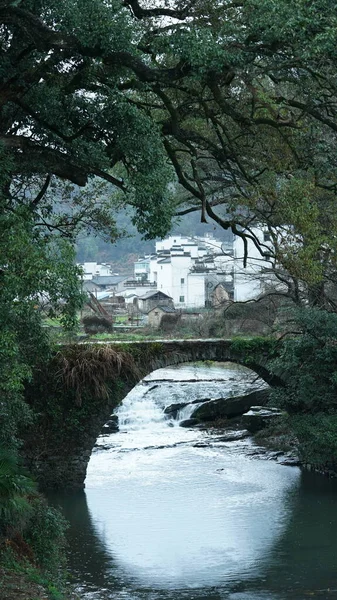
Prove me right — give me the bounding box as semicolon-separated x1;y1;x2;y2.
137;290;174;313
80;262;113;280
82;275;130;294
134;234;232;309
147;305;178;328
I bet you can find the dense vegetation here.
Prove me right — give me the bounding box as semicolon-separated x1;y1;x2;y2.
268;309;337;472
2;0;337;595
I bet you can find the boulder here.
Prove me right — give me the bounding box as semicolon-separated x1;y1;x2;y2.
102;414;119;434
164;398;205;418
242;406;283;433
191;388;270;422
164;402;189;418
179;418;200;428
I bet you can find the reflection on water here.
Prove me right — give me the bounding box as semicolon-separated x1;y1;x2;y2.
49;364;337;600
84;446;297;590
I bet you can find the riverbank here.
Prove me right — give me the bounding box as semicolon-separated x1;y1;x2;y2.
0;565;78;600
0;567;48;600
211;413;337;478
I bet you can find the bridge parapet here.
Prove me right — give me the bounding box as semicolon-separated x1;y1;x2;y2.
104;338;281;387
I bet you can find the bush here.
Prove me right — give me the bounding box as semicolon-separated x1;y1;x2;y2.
82;315;113;335
269;308;337;413
159;312;181;332
25;497;67;577
0;448;68;583
292;414;337;471
0;449;35;536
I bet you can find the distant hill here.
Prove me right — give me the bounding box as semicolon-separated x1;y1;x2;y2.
76;208;233;273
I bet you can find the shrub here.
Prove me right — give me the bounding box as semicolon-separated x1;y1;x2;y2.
292;414;337;471
82;315;113;335
25;497;67;577
0;448;67;581
269;308;337;413
0;449;35;536
159;312;181;332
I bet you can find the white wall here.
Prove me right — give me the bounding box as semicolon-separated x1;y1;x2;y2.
171;255;193;306
134;234;236;308
156;261;173;298
134;258;150;279
80;262;112;280
233;228;273;301
186;273;206;307
154;254;208;308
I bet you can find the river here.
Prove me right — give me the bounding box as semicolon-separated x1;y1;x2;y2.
51;363;337;600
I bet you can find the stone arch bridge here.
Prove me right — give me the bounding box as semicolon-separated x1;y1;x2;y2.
23;338;282;492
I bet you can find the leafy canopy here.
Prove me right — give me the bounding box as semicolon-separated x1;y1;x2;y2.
3;0;337;444
2;0;337;281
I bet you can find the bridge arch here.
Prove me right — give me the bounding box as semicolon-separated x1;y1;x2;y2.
23;339;281;492
132;339;281;388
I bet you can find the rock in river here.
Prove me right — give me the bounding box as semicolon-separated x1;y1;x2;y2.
102;414;119;433
242;406;284;433
179;418;200;428
164;402;189;418
191;388;270;422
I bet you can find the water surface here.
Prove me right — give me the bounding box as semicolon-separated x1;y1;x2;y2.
52;364;337;599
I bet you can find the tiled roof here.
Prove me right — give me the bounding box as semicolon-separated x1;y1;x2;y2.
91;275;129;285
138;290;173;300
148;305;176;314
157;258;171;264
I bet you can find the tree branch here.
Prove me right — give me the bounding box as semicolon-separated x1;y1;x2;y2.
31;174;51;207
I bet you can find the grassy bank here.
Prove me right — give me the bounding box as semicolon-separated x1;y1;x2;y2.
0;450;74;600
0;562;77;600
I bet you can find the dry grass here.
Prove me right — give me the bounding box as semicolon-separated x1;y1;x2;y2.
54;345;139;406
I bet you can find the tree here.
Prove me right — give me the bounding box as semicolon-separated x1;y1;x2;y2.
3;0;337;447
2;0;337;248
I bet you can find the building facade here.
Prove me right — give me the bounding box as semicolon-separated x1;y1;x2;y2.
232;228;275;301
133;234;232;309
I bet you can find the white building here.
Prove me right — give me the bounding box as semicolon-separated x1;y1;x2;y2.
139;229;281;307
134;234;232;309
79;262;113;281
232;227;280;301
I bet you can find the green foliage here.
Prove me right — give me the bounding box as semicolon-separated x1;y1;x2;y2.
0;448;67;586
3;0;337;297
270;308;337;413
291;414;337;471
0;201;84;449
24;497;67;577
231;337;277;364
0;449;35;535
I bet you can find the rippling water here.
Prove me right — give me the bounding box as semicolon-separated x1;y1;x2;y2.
50;363;337;600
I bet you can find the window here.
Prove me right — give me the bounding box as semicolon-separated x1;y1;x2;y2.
263;232;271;242
179;296;185;302
181;278;185;284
